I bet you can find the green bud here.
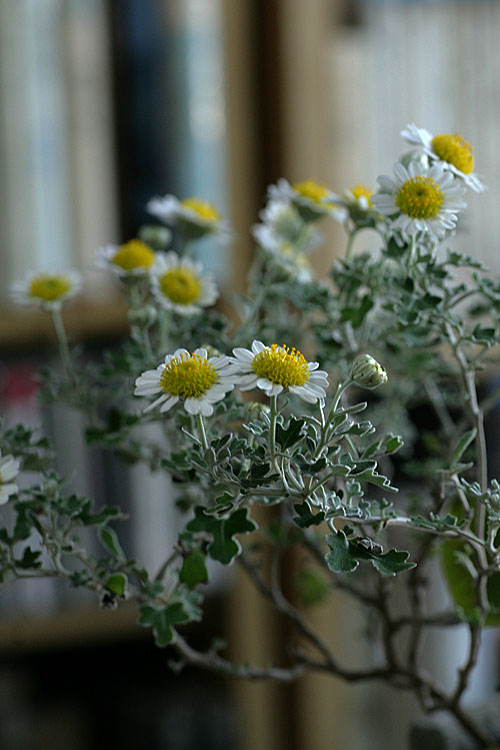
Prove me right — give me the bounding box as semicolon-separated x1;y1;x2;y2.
245;401;271;418
350;354;388;389
128;304;158;328
138;224;172;250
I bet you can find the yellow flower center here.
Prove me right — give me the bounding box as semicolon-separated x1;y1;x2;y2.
431;133;474;174
347;184;373;206
160;267;201;305
112;239;154;270
279;242;309;269
160;353;218;398
252;344;310;387
181;198;220;222
292;180;330;206
29;274;72;302
395;176;444;219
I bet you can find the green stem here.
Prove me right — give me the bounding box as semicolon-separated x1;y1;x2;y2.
345;228;359;260
196;413;209;451
327;378;353;421
50;307;72;372
269;394;278;464
158;310;171;356
406;234;416;273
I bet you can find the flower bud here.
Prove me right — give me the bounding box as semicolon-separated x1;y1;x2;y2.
128;304;158;328
350;354;388;389
138;224;172;251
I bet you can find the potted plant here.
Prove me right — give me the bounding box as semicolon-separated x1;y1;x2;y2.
2;125;499;748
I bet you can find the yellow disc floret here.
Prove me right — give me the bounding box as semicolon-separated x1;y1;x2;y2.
293;180;330;206
160;267;201;305
181;198;220;222
252;344;310;387
160;353;218;398
347;184;373;206
395;176;444;219
112;239;154;270
431;133;474;174
29;274;72;302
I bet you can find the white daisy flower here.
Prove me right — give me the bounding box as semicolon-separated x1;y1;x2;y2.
134;348;235;417
327;184;381;226
341;184;374;211
257;199;324;249
147;194;232;242
252;225;313;283
230;340;329;404
151;251;218;316
371;160;466;238
258;199;305;241
10;270;82;311
96;239;156;277
0;450;20;504
268;178;344;222
400;124;485;193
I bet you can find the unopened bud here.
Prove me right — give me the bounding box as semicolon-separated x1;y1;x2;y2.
350;354;388;389
138;224;172;250
128;304;158;328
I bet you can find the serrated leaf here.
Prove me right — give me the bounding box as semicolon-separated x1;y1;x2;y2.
340;295;373;328
292;503;325;528
179;548;208;588
369;548;416;576
186;507;257;565
16;546;42;570
79;504;127;527
138;602;191;647
276;417;305;449
325;531;359;573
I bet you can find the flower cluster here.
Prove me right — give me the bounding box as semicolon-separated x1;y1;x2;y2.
134;340;334;417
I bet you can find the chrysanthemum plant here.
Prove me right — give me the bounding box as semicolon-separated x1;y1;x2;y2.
2;126;500;747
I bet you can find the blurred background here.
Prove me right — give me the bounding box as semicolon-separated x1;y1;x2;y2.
0;1;500;748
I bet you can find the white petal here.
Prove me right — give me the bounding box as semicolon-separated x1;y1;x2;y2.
0;460;20;481
184;397;201;415
377;175;398;192
251;340;266;354
393;162;409;183
159;395;179;412
232;348;254;363
143;393;169;412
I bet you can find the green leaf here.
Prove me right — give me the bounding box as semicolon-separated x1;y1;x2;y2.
16;546;42;570
410;513;466;532
99;527;126;561
369;548;416;576
295;568;330;606
292;503;325;528
450;429;476;468
79;504;127;527
340;295;374;329
138;602;191;647
325;531;359;573
179;548;209;588
295;455;327;475
276;417;305;449
441;539;500;626
186;507;257;565
105;572;127;596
